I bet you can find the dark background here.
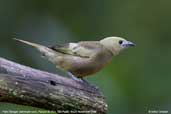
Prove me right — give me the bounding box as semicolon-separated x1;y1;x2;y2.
0;0;171;114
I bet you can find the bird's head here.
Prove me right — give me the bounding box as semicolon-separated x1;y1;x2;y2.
100;36;135;55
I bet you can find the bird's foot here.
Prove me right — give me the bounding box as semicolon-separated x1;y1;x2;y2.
67;72;83;82
67;72;99;90
80;78;99;90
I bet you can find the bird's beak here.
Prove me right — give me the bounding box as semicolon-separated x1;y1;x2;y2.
126;41;135;47
121;41;135;48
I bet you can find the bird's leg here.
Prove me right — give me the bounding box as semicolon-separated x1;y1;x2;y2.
67;72;99;89
67;72;83;82
80;78;90;84
80;78;99;89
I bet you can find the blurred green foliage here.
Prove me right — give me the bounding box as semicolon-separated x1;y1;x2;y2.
0;0;171;114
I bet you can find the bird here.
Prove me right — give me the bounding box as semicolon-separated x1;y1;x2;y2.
13;36;135;82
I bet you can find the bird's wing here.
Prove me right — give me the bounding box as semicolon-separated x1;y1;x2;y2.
50;41;103;58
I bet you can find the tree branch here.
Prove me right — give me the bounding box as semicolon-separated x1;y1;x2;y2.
0;57;107;114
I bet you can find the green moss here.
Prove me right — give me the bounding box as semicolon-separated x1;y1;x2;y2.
0;79;8;90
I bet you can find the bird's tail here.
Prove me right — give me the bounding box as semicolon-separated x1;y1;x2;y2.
13;38;56;59
13;38;46;49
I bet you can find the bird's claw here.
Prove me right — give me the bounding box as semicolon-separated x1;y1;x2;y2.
67;72;99;90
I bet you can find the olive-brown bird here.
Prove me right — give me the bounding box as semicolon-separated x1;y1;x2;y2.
14;37;135;82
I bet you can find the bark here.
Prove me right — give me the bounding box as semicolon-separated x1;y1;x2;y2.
0;57;107;114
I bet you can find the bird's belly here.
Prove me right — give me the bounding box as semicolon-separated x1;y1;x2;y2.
67;56;112;78
70;65;104;78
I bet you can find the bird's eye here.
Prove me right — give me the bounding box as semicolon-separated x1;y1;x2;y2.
119;40;123;45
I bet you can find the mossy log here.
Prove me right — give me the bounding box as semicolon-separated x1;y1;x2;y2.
0;57;107;114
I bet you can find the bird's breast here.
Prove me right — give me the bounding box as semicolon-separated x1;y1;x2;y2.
68;51;113;78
